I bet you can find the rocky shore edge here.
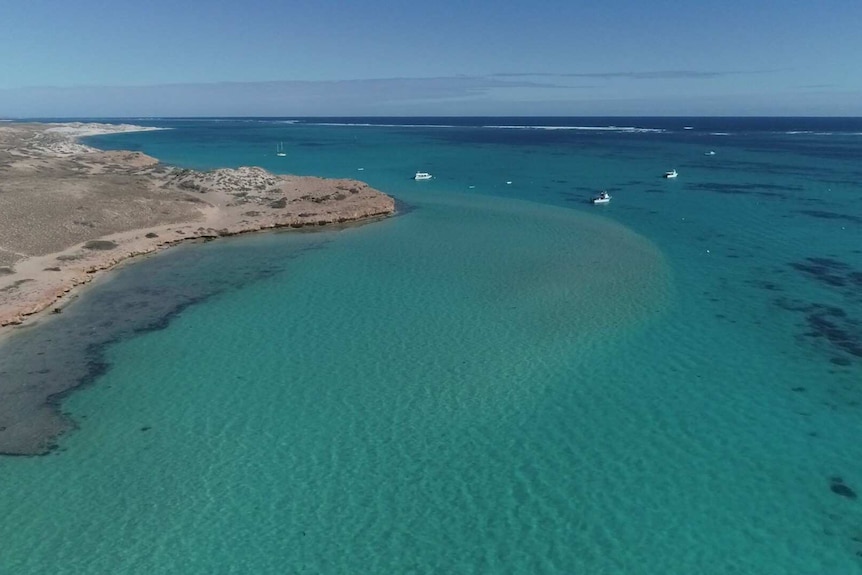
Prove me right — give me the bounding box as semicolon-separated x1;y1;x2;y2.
0;121;396;456
0;122;396;333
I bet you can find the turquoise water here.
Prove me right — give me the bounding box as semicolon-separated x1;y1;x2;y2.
2;118;861;573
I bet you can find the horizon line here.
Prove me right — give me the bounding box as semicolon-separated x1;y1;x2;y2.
5;114;862;120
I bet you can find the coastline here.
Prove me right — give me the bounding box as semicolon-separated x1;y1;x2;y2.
0;122;395;334
0;121;395;455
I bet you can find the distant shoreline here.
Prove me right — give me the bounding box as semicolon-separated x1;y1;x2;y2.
0;121;395;455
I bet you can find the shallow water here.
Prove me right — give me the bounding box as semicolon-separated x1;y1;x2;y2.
2;118;861;573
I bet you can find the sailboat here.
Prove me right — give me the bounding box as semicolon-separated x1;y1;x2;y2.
276;142;286;157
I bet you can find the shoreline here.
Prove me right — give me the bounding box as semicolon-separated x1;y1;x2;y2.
0;121;395;455
0;122;395;334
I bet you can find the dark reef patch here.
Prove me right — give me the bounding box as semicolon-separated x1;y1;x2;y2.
688;181;799;200
776;296;862;362
804;306;862;358
790;257;851;288
392;198;416;216
748;279;783;292
797;210;862;224
829;477;857;499
0;235;332;456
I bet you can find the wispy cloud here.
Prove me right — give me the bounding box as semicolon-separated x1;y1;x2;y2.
492;70;779;80
0;76;569;117
3;72;855;117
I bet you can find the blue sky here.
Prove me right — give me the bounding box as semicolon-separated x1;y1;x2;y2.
1;0;860;117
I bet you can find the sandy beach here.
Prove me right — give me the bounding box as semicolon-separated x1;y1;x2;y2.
0;122;395;454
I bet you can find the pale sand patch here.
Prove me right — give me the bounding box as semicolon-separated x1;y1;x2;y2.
0;122;395;455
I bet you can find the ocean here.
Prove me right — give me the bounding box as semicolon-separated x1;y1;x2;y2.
1;117;861;573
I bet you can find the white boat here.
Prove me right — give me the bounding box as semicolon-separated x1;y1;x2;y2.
414;171;432;180
276;142;286;157
591;191;611;204
663;169;678;179
704;151;715;156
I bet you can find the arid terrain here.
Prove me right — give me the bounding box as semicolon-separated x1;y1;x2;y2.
0;122;395;332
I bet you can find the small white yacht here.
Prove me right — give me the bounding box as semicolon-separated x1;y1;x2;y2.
704;150;716;156
663;169;678;179
591;191;611;204
276;142;286;157
414;171;432;180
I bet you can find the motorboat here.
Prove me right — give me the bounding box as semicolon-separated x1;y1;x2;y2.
704;151;716;156
663;169;678;179
591;191;611;204
414;171;432;180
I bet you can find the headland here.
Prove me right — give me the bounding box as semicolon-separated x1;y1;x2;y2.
0;122;395;331
0;122;395;455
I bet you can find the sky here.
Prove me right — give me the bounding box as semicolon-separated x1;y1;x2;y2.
1;0;861;117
